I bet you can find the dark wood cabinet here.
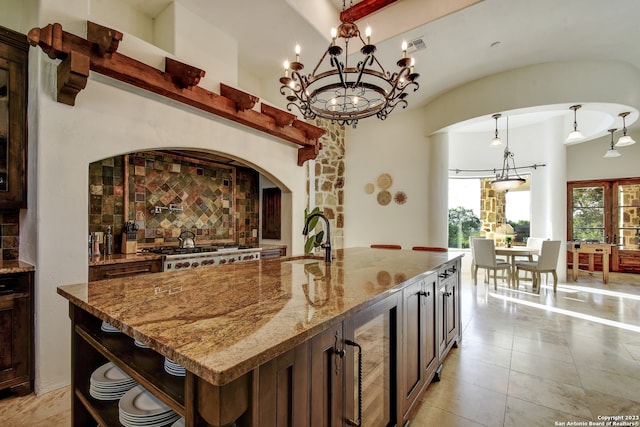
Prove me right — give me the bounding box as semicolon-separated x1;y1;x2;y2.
89;259;162;281
401;274;437;419
0;272;33;394
256;342;309;427
309;323;345;427
0;26;28;210
437;262;460;362
344;293;401;427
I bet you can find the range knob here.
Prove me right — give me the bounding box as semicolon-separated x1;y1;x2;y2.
228;258;236;263
175;262;183;269
202;259;209;265
183;262;190;268
191;262;199;268
220;259;227;264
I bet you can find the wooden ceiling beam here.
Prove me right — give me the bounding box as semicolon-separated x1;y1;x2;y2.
340;0;399;22
27;22;325;166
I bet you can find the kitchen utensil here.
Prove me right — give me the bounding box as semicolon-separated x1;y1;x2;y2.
178;231;196;248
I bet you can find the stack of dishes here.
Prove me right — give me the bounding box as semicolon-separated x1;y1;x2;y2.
119;385;181;427
163;358;186;377
101;321;120;333
171;418;185;427
134;339;149;349
89;362;137;400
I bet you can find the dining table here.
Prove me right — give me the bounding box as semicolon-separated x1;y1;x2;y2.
495;246;539;287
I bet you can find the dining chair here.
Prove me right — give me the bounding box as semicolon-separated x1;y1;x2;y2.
515;240;561;293
370;244;402;250
472;238;511;290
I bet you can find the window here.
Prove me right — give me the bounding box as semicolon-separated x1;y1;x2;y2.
616;183;640;250
570;186;606;242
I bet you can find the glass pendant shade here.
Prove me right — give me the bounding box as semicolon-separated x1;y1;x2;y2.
490;136;503;147
490;176;525;191
566;129;585;143
616;134;636;147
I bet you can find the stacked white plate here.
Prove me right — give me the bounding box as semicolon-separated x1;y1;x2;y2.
134;339;149;349
101;321;120;333
163;358;186;377
171;418;185;427
89;362;137;400
119;385;181;427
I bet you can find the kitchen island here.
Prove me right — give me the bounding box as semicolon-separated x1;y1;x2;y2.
58;247;462;426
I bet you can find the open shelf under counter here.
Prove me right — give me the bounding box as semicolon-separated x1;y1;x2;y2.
71;305;187;423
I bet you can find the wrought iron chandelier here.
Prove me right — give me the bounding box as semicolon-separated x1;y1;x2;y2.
490;115;526;191
278;0;419;128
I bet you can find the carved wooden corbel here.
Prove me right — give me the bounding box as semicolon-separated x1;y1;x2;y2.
57;50;90;106
28;22;326;165
165;57;205;89
261;104;296;128
87;21;122;58
220;84;259;112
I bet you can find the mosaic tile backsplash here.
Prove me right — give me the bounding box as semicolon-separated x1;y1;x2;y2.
89;152;259;250
0;210;19;260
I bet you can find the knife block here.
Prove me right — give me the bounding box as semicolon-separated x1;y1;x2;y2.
121;233;138;254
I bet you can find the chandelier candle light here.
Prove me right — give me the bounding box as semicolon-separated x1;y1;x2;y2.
279;0;419;128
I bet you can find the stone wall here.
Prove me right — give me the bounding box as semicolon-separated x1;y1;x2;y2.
480;178;507;244
309;119;345;251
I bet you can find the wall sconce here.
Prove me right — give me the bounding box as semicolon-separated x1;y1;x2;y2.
616;112;636;147
566;104;585;144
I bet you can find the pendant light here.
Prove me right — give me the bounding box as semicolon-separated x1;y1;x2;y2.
615;112;636;147
566;104;585;143
604;128;621;158
489;113;504;147
490;116;525;191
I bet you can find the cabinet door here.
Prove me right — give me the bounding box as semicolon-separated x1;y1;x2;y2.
401;276;437;419
257;343;309;427
0;27;28;209
0;273;32;392
310;323;344;427
445;275;459;345
344;293;400;427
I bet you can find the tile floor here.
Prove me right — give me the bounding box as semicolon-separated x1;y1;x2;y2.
0;260;639;426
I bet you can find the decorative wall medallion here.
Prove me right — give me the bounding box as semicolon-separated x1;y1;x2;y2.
394;191;407;205
377;173;393;190
364;183;374;194
377;190;392;205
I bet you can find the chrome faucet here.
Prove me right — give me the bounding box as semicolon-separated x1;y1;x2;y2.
302;212;332;263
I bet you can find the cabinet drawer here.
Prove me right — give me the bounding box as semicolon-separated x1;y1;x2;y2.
89;260;162;282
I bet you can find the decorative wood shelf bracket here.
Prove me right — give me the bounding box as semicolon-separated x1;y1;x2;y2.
220;83;258;111
165;57;205;89
57;50;90;106
87;21;122;58
261;104;296;128
27;22;325;165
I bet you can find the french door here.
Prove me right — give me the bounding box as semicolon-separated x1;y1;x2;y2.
568;178;640;273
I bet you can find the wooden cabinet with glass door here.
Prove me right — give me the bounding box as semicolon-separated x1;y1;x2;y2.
0;26;28;210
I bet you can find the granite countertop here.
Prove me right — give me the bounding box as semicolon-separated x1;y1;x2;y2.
0;260;35;274
60;247;462;386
